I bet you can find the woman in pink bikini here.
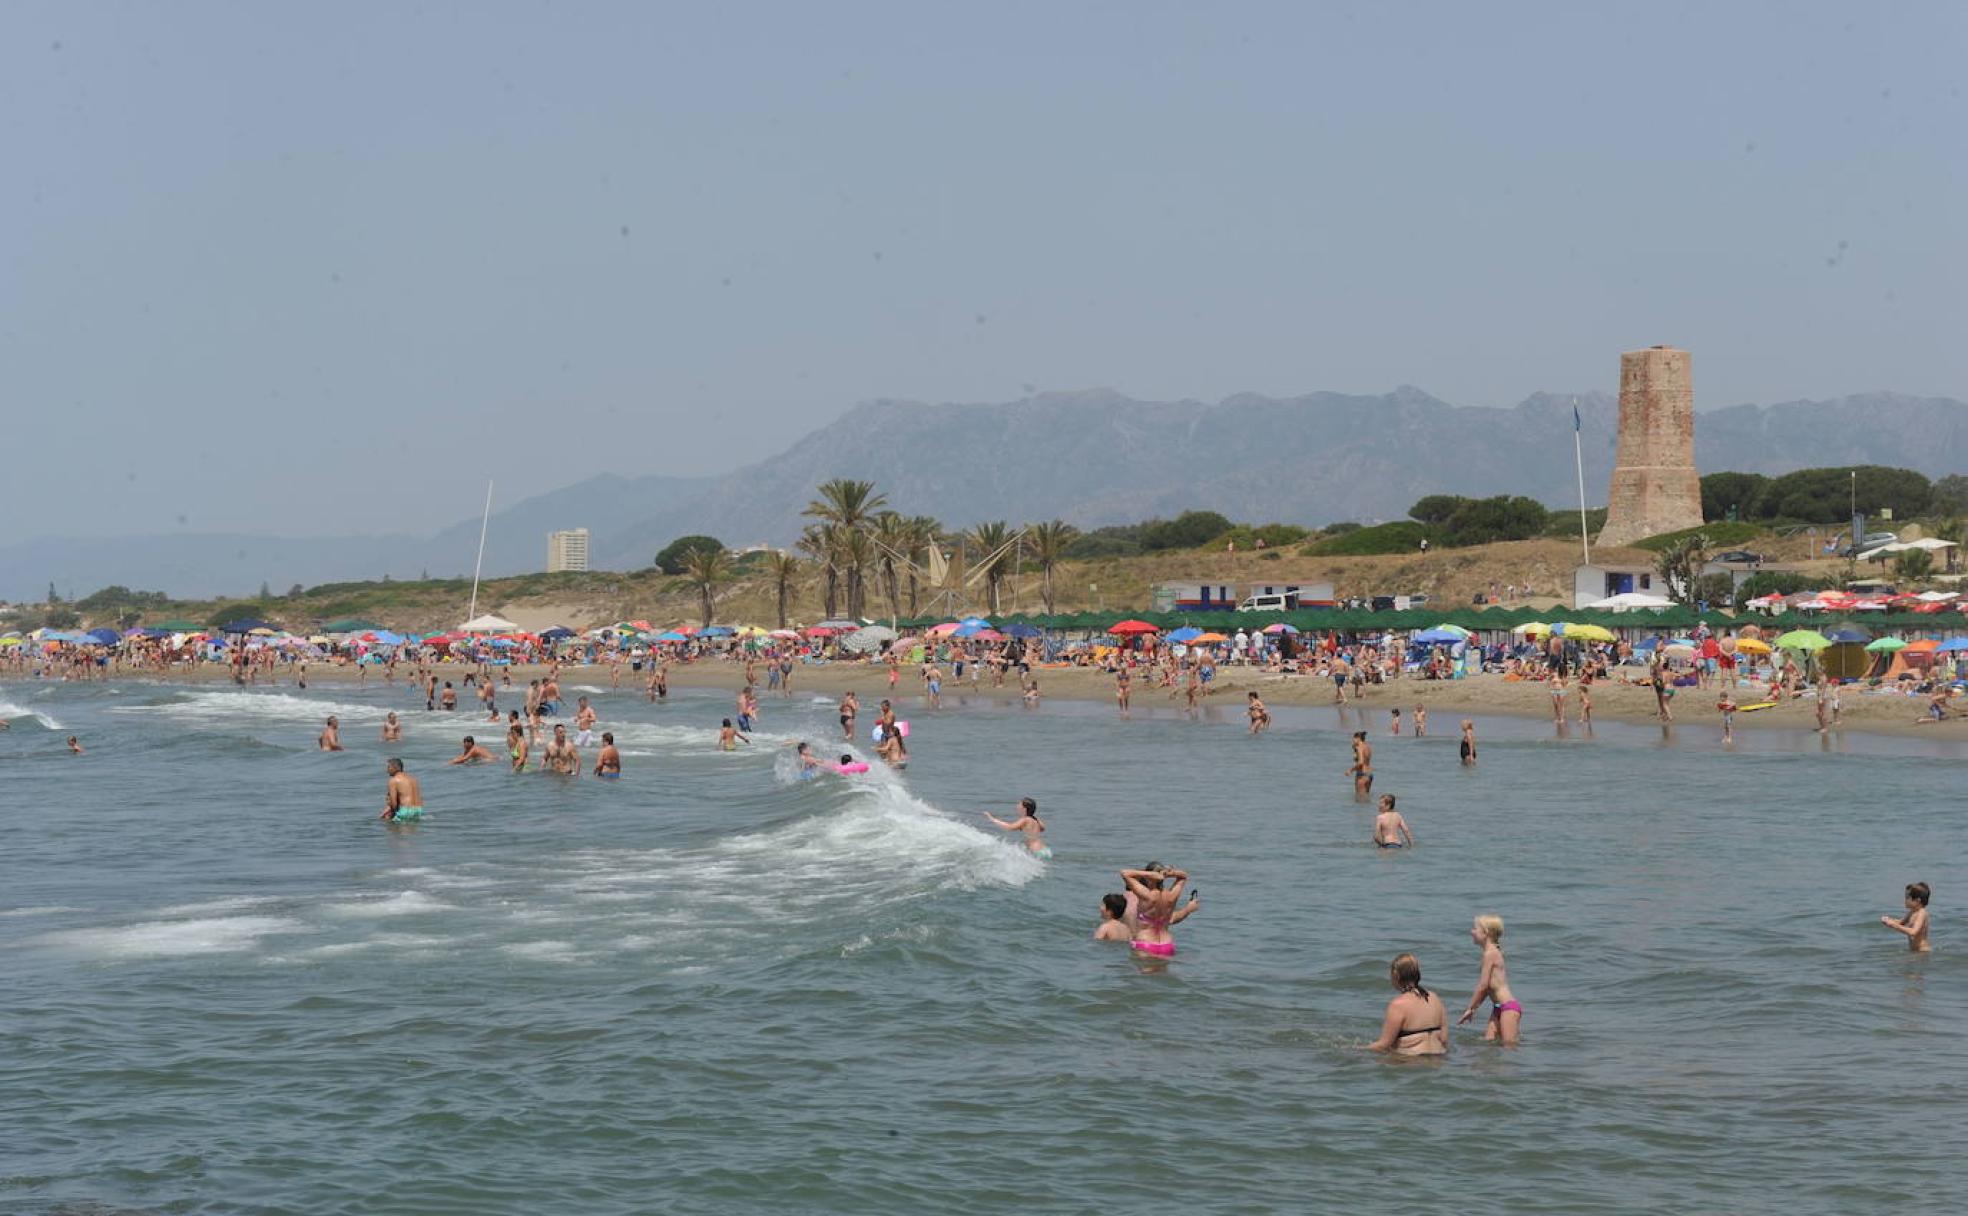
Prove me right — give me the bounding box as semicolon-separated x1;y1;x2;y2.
1119;863;1187;957
1455;914;1523;1044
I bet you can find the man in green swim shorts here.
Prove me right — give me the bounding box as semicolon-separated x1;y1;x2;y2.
381;757;425;822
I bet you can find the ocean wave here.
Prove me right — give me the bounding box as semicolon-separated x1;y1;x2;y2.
32;915;307;958
0;700;65;731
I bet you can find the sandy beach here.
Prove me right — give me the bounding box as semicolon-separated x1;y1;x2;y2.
20;656;1961;741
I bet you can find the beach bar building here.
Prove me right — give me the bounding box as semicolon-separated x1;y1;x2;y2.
1573;562;1664;609
1151;582;1236;612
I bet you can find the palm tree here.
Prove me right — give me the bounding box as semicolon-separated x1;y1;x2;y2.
838;527;876;620
804;479;887;621
869;512;914;623
1026;520;1078;615
1653;531;1708;606
967;520;1015;616
905;515;941;618
680;546;735;628
797;524;841;620
763;552;802;628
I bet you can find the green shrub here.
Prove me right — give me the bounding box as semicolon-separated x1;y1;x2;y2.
1629;521;1762;552
1304;521;1428;556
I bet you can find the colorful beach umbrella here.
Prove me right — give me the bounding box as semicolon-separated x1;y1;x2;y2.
1263;622;1299;634
1511;622;1549;636
1773;629;1831;651
1864;637;1907;652
1108;620;1159;636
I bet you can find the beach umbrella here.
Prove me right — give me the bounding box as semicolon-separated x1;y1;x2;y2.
698;626;734;637
842;625;898;653
1108;620;1159;636
1824;628;1871;643
219;619;270;634
1166;626;1204;643
1733;637;1773;654
1192;632;1229;644
1413;627;1464;644
0;637;22;647
540;626;575;639
927;622;963;637
652;631;689;642
1003;623;1044;639
1864;636;1908;652
959;616;993;629
1936;637;1968;653
85;628;121;645
1262;622;1298;635
1511;622;1549;636
1425;623;1473;638
969;628;1008;642
1563;624;1615;642
1773;629;1832;651
952;623;993;638
769;629;800;639
1661;643;1697;659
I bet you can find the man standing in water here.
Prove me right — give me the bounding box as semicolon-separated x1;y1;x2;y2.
839;690;859;741
319;715;344;751
380;758;424;821
543;723;579;775
574;696;598;747
1346;731;1373;798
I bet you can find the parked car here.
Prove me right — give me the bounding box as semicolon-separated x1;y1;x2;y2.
1712;550;1763;565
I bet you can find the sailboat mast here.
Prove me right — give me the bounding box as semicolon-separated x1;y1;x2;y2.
466;480;493;623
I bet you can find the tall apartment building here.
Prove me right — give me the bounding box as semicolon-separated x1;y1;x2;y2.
547;528;591;573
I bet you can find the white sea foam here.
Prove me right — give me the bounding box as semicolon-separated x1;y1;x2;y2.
322;891;455;918
501;939;585;963
157;896;280;917
140;689;379;727
35;915;306;958
0;700;64;730
0;905;85;918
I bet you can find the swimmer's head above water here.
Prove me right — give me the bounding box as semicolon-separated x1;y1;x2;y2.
1100;893;1127;921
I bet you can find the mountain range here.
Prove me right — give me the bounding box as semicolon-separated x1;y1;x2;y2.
7;387;1967;601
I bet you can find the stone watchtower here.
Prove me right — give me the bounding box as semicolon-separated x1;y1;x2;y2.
1596;346;1703;547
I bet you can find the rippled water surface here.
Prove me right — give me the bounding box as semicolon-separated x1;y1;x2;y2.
4;679;1965;1214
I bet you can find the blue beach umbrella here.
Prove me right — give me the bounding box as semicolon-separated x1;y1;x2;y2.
1002;623;1044;638
959;617;993;629
86;628;121;645
1166;626;1204;643
1824;629;1870;644
1934;637;1968;653
1413;628;1464;644
698;626;734;637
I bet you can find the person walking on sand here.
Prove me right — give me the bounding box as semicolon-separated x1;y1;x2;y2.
1882;882;1931;952
1455;914;1523;1044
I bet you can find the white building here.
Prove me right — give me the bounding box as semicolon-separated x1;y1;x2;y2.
547;528;591;573
1573;562;1666;608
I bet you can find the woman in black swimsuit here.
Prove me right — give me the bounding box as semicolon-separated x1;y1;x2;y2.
1369;953;1448;1055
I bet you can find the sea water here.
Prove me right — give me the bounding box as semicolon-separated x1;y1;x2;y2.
3;681;1965;1214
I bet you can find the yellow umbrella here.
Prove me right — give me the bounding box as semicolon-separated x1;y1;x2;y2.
1563;624;1615;642
1734;637;1771;654
1511;622;1549;636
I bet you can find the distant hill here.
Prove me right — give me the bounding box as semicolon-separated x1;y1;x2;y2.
5;388;1965;600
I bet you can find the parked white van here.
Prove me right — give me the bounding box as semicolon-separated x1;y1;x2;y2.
1236;592;1296;612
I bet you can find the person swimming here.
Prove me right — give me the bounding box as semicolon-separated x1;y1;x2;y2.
1369;952;1448;1055
1094;893;1132;942
982;797;1051;860
1455;914;1522;1044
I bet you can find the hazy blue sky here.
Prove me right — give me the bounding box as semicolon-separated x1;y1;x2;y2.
4;1;1961;539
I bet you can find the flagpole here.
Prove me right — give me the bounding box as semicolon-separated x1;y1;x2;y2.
466;480;493;624
1573;398;1591;565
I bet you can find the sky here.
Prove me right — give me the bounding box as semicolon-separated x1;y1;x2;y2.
3;1;1962;540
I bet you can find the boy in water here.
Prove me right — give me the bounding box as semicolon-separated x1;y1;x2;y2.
1389;707;1402;736
1882;882;1931;952
1717;689;1738;743
1372;793;1414;849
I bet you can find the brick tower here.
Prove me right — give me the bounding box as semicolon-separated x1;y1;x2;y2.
1597;345;1702;548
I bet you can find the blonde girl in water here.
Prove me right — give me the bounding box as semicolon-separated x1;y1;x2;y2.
1455;914;1522;1044
1368;953;1448;1055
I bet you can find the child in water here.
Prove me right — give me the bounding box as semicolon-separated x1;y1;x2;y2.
1882;882;1931;952
1246;692;1271;734
718;718;750;751
1372;794;1414;849
1717;690;1738;742
982;797;1050;860
1389;707;1402;736
1459;719;1477;766
1455;914;1522;1044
